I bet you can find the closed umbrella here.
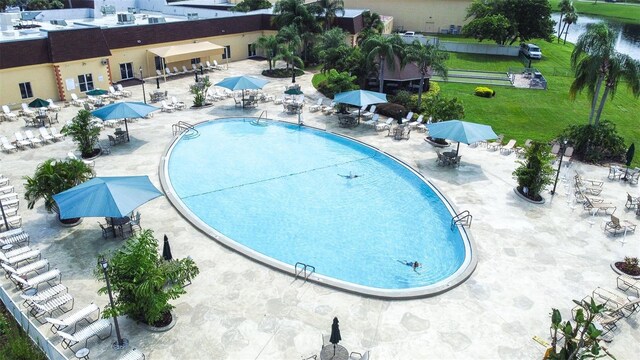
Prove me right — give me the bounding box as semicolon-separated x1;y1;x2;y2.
91;102;159;142
623;143;635;181
28;98;50;108
53;176;163;219
426;120;498;156
215;75;269;108
86;89;109;96
162;234;173;261
329;317;341;355
334;90;387;118
284;87;303;95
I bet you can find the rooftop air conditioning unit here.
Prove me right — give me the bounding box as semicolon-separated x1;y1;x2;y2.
187;13;198;20
50;19;67;26
127;7;137;14
148;17;166;24
116;13;135;25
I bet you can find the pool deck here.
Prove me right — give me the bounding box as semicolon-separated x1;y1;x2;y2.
1;60;639;359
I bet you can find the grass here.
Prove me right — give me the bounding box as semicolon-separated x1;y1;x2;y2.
312;73;327;88
437;38;640;166
549;0;640;24
0;304;46;360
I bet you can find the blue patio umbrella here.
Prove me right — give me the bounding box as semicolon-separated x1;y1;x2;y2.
215;75;269;107
91;102;159;142
53;176;163;220
426;120;498;155
333;90;387;118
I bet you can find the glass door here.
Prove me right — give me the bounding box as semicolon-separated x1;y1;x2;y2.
120;62;134;80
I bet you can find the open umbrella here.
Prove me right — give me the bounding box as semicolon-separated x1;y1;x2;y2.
329;317;341;355
426;120;498;156
334;90;387;118
162;234;173;261
86;89;109;96
91;102;159;142
28;98;50;108
284;87;303;95
623;143;635;181
215;75;269;108
53;176;163;220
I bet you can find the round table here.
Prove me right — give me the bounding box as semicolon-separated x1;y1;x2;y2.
1;244;13;251
75;347;90;359
320;344;348;360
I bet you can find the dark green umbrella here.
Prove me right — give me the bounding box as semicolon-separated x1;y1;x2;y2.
86;89;109;96
284;87;303;95
28;98;50;108
623;143;635;181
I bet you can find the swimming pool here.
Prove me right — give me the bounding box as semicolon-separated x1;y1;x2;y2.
161;118;476;298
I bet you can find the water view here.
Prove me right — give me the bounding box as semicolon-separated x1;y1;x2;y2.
552;13;640;60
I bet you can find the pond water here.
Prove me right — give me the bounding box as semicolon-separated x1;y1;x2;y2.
552;13;640;60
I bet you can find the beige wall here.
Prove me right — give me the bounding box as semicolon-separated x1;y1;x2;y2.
0;64;58;107
343;0;471;33
57;59;112;102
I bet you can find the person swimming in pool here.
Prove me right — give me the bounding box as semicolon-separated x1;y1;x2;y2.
398;260;422;272
338;171;360;179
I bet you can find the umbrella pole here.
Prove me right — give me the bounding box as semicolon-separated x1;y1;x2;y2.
242;90;245;109
124;119;130;142
456;142;460;156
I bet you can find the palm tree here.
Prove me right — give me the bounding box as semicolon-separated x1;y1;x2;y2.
557;0;573;43
362;34;405;93
62;109;101;157
276;25;302;69
272;0;313;29
404;40;449;108
256;35;279;71
570;23;640;126
357;10;384;46
316;0;344;31
560;11;578;45
276;45;304;82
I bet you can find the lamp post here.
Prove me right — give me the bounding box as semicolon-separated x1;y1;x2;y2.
0;197;9;230
550;140;568;195
98;256;128;350
139;67;146;104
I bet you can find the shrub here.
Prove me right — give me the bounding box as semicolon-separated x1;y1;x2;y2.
317;69;359;99
189;76;211;107
390;90;415;111
262;68;304;78
376;103;407;120
422;94;465;122
474;86;495;98
512;142;555;201
560;120;626;164
425;81;441;98
231;0;271;12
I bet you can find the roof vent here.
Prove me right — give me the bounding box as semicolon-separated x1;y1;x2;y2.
50;19;67;26
117;13;135;25
187;13;199;20
148;17;166;24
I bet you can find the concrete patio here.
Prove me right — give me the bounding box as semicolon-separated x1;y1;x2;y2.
0;59;638;359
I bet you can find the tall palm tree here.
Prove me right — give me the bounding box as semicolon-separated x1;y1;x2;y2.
362;34;405;93
404;40;449;108
357;10;384;46
276;25;302;68
316;0;344;31
256;35;279;71
557;0;573;43
560;11;578;45
273;0;313;30
276;45;304;82
571;24;640;126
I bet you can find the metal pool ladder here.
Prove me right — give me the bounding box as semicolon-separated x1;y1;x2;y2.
251;111;268;126
294;262;315;282
451;210;473;230
172;121;199;138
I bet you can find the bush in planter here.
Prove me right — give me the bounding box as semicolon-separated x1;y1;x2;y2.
616;256;640;277
560;120;626;164
95;229;199;326
62;109;101;158
190;76;211;107
474;86;495;98
23;158;94;221
512;142;555;201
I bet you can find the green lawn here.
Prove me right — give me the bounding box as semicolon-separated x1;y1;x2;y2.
549;0;640;24
438;38;640;165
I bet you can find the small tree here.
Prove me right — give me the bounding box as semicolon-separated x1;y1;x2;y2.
190;76;211;107
62;109;101;158
422;94;464;121
316;69;359;99
95;230;199;326
512;142;555;201
560;120;626;164
546;298;615;360
23;158;94;221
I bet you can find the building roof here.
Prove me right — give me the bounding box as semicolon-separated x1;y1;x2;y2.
48;27;111;63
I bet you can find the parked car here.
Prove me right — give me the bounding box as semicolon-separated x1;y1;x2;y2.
403;31;416;37
520;43;542;60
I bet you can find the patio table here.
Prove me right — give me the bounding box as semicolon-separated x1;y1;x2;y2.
108;216;130;237
320;344;348;360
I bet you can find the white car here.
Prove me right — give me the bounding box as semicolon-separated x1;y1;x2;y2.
520;43;542;60
403;31;416;37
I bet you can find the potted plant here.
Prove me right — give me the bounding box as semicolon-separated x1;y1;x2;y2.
95;230;199;329
62;109;102;159
612;256;640;279
513;142;555;204
545;298;615;360
190;76;212;108
23;158;94;225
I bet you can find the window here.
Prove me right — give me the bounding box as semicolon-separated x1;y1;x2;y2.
78;74;94;92
190;58;201;65
19;82;33;99
222;45;231;60
248;44;256;57
120;62;134;80
154;56;163;71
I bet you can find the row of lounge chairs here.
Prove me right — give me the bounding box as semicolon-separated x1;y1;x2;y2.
156;60;225;78
1;102;61;122
1;127;66;152
0;178;22;229
160;97;187;112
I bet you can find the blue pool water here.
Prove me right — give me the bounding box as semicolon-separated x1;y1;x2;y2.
166;119;468;291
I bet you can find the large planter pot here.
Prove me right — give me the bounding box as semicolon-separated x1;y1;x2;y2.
424;137;450;148
513;187;545;204
82;148;102;161
59;217;82;227
144;312;177;333
610;262;640;280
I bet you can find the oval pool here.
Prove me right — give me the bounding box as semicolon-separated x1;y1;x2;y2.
160;119;476;298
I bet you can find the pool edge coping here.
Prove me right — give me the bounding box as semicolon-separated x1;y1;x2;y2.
158;117;477;299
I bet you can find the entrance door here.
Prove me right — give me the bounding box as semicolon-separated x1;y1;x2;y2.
120;62;134;80
248;44;256;57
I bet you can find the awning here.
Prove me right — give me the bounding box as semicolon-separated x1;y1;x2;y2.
147;41;225;63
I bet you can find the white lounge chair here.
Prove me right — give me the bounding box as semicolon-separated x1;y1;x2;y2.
402;111;414;124
349;350;370;360
165;67;174;76
173;66;181;75
407;114;424;129
0;227;29;246
45;302;99;333
118;348;146;360
172;96;186;110
30;292;74;319
49;127;65;141
182;65;191;74
161;100;175;112
205;61;214;71
116;84;131;97
322;101;336;114
1;136;18;152
59;318;112;350
375;118;394;132
156;69;163;77
13;132;31;148
38;127;54;142
24;130;43;146
500;139;517;154
108;86;122;98
20;283;67;308
70;93;85;106
617;274;640;297
309;98;323;112
2;259;49;281
67;152;95;168
0;185;15;195
21;103;36;117
363;114;380;127
361;105;377;119
46;99;61;112
213;60;224;70
0;215;22;230
11;268;60;290
2;105;18;120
